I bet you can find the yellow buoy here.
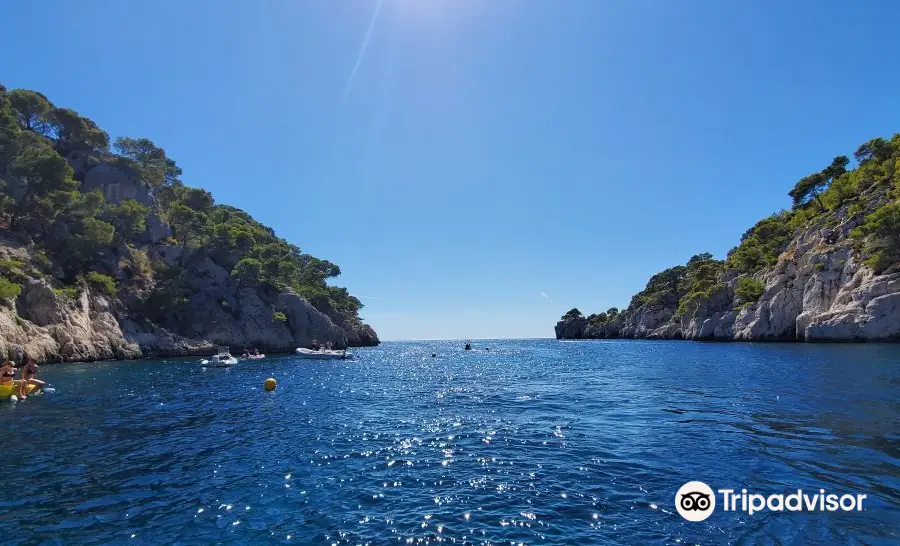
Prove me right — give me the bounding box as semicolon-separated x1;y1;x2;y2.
264;378;277;391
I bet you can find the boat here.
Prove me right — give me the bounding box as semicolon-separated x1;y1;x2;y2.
295;347;351;360
201;346;239;367
1;383;37;401
241;353;266;360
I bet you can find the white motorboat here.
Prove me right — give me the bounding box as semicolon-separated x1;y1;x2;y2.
295;347;352;360
201;346;239;367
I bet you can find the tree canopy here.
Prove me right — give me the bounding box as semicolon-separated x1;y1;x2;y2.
8;89;53;134
51;107;109;150
789;156;849;210
0;84;364;317
113;136;181;188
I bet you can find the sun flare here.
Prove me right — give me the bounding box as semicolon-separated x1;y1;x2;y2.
395;0;482;22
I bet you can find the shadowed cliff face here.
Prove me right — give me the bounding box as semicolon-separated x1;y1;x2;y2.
0;237;379;364
557;135;900;343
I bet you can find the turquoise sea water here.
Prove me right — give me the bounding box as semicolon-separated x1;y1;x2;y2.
1;339;898;544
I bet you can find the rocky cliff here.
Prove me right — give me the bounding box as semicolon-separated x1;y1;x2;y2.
557;134;900;342
0;85;378;363
0;265;377;365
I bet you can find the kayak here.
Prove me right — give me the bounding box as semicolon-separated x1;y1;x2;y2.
242;354;266;360
1;383;36;400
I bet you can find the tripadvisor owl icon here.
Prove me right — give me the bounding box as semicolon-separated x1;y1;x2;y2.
676;481;716;521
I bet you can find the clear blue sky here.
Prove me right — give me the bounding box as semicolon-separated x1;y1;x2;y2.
2;0;899;340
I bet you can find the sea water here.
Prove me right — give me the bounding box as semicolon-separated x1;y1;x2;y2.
1;339;898;544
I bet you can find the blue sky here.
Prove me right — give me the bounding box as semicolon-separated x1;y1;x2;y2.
2;0;899;340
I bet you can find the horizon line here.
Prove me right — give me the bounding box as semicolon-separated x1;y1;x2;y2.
377;336;556;342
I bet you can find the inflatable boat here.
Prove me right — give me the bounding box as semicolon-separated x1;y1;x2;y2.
295;347;352;360
1;383;37;401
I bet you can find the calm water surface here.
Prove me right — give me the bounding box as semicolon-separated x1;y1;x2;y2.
1;340;898;544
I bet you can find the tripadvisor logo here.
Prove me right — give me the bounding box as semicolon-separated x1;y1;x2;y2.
675;481;868;521
676;481;716;521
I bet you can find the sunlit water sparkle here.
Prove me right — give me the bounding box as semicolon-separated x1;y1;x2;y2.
1;339;898;544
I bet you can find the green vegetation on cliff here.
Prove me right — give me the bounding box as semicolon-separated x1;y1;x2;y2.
0;85;363;324
675;254;725;317
565;132;900;328
586;307;619;328
621;252;726;319
726;212;793;274
733;277;765;307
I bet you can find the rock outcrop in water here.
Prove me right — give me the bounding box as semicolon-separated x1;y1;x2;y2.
557;134;900;342
0;85;378;363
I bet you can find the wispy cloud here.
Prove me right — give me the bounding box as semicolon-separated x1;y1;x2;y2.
342;0;385;101
539;292;553;303
353;294;384;301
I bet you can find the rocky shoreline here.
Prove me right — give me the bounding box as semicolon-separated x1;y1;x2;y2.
557;136;900;343
556;237;900;343
0;195;379;366
0;263;379;365
556;225;900;343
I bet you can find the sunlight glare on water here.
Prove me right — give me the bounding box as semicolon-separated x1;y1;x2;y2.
1;339;898;544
